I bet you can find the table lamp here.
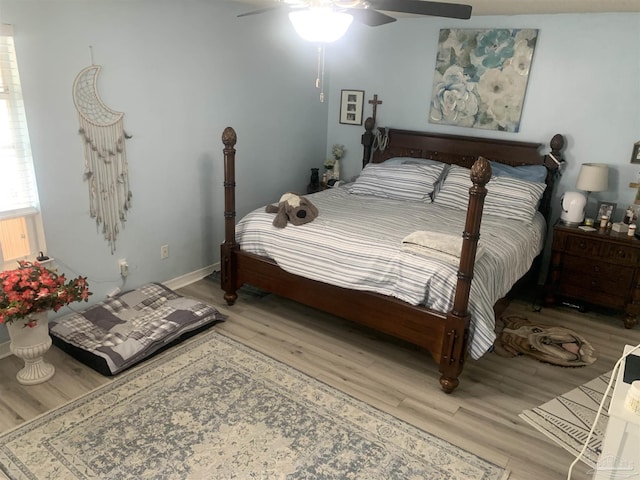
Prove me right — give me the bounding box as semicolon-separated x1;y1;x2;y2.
560;163;609;225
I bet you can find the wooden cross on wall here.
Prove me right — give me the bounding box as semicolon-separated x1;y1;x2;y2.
368;94;383;124
629;178;640;205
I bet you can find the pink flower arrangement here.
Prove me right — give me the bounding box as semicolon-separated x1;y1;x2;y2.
0;261;91;327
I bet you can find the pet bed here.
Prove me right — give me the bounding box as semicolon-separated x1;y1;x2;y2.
49;282;226;375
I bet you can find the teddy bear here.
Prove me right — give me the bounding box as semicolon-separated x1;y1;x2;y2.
265;192;319;228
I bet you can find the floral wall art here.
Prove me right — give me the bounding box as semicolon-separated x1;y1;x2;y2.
428;28;539;132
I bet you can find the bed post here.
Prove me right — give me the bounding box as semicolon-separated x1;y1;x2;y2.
221;127;238;306
361;117;375;168
539;134;565;220
440;157;492;394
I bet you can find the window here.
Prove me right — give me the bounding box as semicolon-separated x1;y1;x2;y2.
0;24;46;271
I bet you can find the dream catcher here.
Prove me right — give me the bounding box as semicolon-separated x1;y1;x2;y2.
73;62;132;253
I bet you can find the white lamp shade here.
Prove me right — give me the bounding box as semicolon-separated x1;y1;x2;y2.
576;163;608;192
289;9;353;43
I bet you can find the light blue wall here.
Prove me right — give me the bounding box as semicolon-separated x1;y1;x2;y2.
1;2;639;345
326;13;640;225
0;0;329;343
324;11;640;284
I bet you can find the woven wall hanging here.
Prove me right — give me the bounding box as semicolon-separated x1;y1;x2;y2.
72;64;132;253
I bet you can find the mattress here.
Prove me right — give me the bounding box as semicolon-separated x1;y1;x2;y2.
49;282;227;375
236;186;546;359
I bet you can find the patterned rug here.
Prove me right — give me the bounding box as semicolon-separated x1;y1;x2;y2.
519;372;611;467
494;315;597;367
0;330;507;479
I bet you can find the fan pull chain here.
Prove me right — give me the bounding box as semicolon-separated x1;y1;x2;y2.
315;45;326;103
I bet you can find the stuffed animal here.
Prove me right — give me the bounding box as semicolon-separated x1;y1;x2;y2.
265;192;319;228
493;315;596;367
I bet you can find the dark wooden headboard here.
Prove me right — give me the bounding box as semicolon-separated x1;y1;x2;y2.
360;117;565;220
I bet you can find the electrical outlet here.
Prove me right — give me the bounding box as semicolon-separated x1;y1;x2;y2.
160;245;169;259
118;259;129;277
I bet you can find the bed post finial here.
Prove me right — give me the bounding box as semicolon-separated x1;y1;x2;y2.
221;127;238;306
470;156;492;185
222;127;237;148
545;133;565;171
550;133;564;153
361;117;375;168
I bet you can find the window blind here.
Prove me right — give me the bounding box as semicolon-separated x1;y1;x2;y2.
0;24;39;219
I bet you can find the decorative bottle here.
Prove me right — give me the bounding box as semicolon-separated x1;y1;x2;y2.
309;168;319;192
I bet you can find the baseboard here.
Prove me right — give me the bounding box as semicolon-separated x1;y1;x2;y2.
164;262;219;290
0;263;221;359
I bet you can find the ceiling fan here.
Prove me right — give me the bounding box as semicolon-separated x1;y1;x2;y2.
239;0;471;101
239;1;473;35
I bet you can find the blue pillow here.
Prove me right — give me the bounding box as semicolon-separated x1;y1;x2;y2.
489;161;547;183
383;157;445;167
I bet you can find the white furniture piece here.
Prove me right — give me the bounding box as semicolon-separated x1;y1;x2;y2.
592;345;640;479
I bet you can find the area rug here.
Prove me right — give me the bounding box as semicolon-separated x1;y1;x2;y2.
519;372;611;467
0;330;507;480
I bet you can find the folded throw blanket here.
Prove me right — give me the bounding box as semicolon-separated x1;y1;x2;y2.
401;231;485;265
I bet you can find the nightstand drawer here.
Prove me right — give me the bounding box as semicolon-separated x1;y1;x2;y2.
561;255;634;285
565;235;600;257
560;261;634;297
601;244;640;266
563;234;640;266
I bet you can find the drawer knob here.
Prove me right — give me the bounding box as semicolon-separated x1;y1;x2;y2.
594;265;600;273
591;280;599;288
579;241;587;248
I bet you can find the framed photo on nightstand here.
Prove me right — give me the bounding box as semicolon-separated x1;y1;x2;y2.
596;201;616;221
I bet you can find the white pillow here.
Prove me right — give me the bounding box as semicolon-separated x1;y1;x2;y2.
347;163;445;202
433;165;546;222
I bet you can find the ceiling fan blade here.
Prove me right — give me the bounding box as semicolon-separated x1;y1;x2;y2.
347;7;397;26
237;6;286;18
367;0;472;19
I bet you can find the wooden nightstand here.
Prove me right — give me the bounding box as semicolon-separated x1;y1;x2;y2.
545;222;640;329
306;184;328;194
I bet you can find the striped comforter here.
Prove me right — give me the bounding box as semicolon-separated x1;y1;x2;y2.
236;186;546;359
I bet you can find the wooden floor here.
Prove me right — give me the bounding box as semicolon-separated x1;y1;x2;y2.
1;276;639;480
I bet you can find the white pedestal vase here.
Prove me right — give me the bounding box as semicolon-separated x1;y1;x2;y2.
6;311;55;385
325;168;334;181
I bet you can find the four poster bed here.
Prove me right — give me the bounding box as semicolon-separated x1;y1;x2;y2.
220;119;565;393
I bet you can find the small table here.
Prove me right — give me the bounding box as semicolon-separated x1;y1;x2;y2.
545;222;640;329
592;345;640;479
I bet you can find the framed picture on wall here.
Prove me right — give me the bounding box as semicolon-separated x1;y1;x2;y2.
631;141;640;164
339;90;364;125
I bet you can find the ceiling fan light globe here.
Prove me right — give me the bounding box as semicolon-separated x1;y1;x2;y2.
289;9;354;43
